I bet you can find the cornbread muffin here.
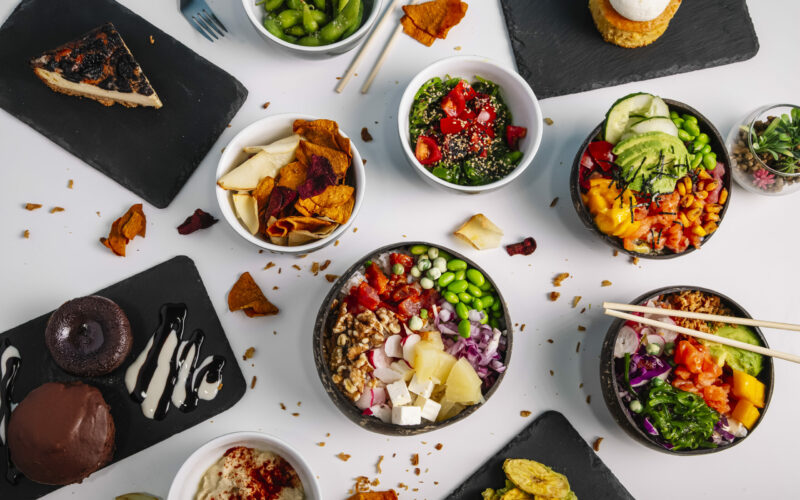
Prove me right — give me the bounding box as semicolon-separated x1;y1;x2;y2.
589;0;682;48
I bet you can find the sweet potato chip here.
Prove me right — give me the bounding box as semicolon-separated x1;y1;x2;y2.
402;0;468;44
309;185;354;208
297;140;351;179
267;216;337;238
252;176;276;212
227;271;279;317
277;161;307;191
453;213;503;250
100;203;146;257
295;197;317;217
293;119;351;157
401;16;436;46
316;195;354;224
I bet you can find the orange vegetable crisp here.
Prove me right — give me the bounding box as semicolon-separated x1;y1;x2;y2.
401;0;468;46
100;203;146;256
227;272;279;318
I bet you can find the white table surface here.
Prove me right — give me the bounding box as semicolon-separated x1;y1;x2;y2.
1;0;797;498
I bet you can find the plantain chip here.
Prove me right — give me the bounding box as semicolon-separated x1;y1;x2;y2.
502;459;570;499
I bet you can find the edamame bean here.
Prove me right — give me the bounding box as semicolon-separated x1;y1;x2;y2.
277;9;301;28
446;259;467;271
480;313;489;324
472;298;484;311
677;129;694;142
458;319;471;338
455;302;469;320
409;316;423;331
410;244;428;255
703;152;717;170
481;295;495;308
690;153;704;169
683;120;701;137
420;277;434;290
695;133;709;144
392;263;404;275
682;114;698;124
427;268;441;280
420;309;428;319
264;0;284;11
491;300;501;312
489;318;499;329
458;292;472;303
438;272;455;287
454;269;466;281
669;111;680;120
692;141;705;153
447;280;468;294
443;291;459;304
479;281;492;291
417;259;431;271
466;284;483;297
410;266;421;278
466;269;485;287
700;144;711;155
427;247;439;259
433;257;447;272
672;117;684;129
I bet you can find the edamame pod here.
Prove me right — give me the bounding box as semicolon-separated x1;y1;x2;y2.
287;25;306;36
277;9;301;28
302;4;319;33
287;0;303;9
264;0;285;11
319;0;360;44
446;259;468;271
313;0;326;9
466;269;485;287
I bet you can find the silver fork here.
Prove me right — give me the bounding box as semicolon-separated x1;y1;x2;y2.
179;0;228;42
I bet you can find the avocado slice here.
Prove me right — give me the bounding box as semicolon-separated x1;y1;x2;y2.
613;132;689;194
702;325;764;377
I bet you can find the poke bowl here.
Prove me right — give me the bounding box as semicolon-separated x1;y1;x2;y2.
397;55;543;194
242;0;383;58
313;242;512;435
600;286;774;455
570;93;732;259
168;431;321;500
215;113;364;255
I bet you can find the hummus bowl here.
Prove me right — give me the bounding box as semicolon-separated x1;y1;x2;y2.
168;431;321;499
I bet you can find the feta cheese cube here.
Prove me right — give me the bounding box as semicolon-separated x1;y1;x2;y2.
392;405;422;426
407;373;434;398
413;395;441;422
369;404;392;423
386;380;412;406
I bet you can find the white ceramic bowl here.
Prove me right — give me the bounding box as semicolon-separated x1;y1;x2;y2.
168;431;321;500
397;55;543;194
241;0;384;58
216;113;365;254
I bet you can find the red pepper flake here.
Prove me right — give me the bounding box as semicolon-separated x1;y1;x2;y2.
361;127;374;142
593;437;604;452
505;237;537;256
177;209;218;235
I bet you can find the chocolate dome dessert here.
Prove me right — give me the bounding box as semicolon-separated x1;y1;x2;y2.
45;295;132;376
7;381;116;485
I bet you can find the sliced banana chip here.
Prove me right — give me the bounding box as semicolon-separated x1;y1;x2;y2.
500;487;534;499
503;459;571;499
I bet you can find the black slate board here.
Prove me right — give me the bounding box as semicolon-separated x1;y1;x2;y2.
0;256;246;499
0;0;247;208
500;0;758;99
448;411;633;499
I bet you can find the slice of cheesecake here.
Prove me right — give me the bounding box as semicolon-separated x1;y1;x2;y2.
30;22;163;108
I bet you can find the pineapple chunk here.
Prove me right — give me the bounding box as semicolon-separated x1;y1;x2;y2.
445;358;482;405
420;330;444;350
414;341;457;383
437;397;466;422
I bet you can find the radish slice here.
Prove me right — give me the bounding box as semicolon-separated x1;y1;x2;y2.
645;334;666;348
402;334;421;362
356;389;373;410
371;387;387;406
614;325;640;358
373;367;403;384
368;348;392;369
368;404;392;423
383;335;403;358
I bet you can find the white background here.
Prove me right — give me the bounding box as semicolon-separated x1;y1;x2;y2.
0;0;798;498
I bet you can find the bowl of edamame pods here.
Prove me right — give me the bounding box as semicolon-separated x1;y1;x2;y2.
570;95;732;259
313;242;513;435
243;0;383;57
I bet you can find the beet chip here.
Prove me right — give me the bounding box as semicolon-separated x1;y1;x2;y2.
177;209;218;235
506;237;537;256
297;155;338;200
266;186;298;218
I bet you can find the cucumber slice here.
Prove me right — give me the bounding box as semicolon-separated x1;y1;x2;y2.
644;96;670;118
603;92;655;144
620;116;679;141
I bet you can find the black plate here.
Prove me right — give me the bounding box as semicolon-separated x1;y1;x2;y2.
448;410;634;499
0;256;246;499
599;286;774;455
569;98;732;259
313;242;513;436
499;0;758;99
0;0;247;208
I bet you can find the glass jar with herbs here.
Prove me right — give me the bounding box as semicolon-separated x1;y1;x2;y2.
727;104;800;196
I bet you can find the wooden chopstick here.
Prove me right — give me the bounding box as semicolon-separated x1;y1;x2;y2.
336;0;403;93
361;0;420;94
604;308;800;364
603;301;800;332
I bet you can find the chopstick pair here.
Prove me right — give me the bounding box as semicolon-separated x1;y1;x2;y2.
603;301;800;364
336;0;413;94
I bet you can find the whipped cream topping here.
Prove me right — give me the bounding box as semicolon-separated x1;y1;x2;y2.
609;0;671;22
